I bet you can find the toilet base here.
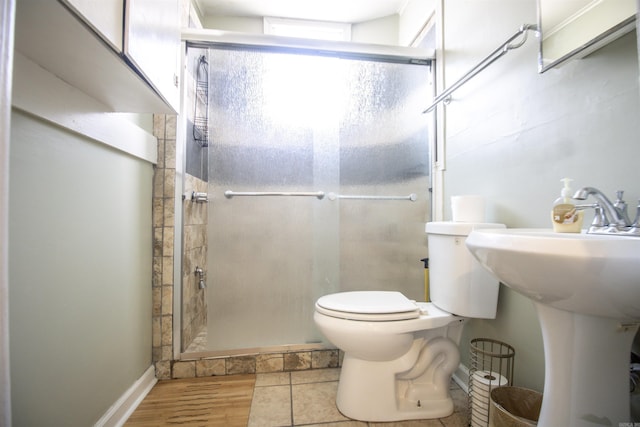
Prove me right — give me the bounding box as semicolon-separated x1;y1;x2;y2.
336;336;459;422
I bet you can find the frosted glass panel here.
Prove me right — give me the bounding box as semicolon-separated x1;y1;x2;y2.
199;46;431;352
338;60;431;301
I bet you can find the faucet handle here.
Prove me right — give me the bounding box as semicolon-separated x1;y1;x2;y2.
591;204;607;227
632;199;640;227
614;190;632;226
614;191;627;213
576;203;607;228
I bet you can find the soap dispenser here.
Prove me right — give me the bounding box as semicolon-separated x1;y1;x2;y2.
551;178;583;233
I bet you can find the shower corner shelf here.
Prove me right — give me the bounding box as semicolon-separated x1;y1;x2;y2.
193;54;209;148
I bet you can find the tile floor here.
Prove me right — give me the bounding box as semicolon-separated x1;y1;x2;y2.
248;368;469;427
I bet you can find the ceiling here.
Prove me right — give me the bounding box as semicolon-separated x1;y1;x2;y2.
194;0;411;23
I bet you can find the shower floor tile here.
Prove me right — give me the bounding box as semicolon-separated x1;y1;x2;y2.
184;327;207;353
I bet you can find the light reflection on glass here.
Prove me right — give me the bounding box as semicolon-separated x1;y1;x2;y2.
262;55;347;129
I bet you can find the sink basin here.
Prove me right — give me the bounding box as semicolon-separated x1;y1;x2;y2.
465;228;640;427
465;228;640;320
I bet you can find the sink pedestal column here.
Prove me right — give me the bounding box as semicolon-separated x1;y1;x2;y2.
535;302;638;426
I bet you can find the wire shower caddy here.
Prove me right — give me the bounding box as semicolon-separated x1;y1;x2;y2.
468;338;515;427
193;55;209;148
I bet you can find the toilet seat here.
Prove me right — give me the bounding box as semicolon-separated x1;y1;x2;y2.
316;291;421;321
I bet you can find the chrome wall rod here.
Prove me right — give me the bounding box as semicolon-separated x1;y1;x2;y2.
423;24;538;114
327;192;417;202
224;190;325;199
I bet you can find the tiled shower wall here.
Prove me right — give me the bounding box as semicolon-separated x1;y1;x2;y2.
182;174;207;349
152;114;339;380
151;114;210;375
152;114;177;376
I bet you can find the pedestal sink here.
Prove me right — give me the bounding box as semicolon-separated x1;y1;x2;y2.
465;229;640;427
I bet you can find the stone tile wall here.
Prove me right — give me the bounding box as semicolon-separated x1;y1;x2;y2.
171;349;341;380
182;174;207;349
152;114;177;371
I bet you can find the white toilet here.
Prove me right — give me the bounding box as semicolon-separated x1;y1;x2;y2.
313;221;506;422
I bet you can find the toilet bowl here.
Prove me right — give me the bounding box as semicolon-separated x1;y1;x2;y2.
314;292;465;421
313;221;505;422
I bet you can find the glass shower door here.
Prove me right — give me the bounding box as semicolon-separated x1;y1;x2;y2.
202;46;431;352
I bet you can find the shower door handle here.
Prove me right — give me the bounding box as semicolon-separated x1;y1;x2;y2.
224;190;325;199
327;192;417;202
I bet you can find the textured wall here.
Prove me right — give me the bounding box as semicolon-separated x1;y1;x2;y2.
9;111;153;426
439;0;640;391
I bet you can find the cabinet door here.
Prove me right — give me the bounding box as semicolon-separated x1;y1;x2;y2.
63;0;123;52
124;0;180;112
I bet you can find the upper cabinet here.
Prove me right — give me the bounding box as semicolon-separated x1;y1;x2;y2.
14;0;180;113
65;0;124;53
124;0;181;112
537;0;636;72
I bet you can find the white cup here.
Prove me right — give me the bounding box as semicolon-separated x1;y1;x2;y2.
451;195;485;223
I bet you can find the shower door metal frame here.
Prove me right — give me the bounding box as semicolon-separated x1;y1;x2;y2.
176;31;436;358
182;28;435;65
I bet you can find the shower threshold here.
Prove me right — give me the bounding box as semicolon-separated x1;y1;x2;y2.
181;327;331;360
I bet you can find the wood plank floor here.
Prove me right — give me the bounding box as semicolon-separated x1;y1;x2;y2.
124;374;256;426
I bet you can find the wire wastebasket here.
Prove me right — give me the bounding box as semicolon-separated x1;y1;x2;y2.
469;338;515;427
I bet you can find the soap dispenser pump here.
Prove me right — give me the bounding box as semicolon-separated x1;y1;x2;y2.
551;178;583;233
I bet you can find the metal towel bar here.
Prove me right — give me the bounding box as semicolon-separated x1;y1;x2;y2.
224;190;326;199
223;190;417;202
327;192;417;202
423;24;538;113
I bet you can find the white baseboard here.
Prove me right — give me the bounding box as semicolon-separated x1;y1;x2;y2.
94;365;157;427
452;363;470;393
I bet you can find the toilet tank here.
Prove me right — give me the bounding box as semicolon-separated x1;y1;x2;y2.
425;221;506;319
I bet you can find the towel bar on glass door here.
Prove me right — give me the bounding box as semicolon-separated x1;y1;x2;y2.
224;190;326;199
327;192;417;202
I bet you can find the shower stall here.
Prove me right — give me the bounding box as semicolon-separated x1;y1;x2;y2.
181;34;434;354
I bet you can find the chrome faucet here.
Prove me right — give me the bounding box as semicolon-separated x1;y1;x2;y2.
195;266;206;289
572;187;639;235
630;199;640;233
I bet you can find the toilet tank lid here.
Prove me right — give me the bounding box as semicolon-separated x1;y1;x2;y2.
425;221;505;236
316;291;419;314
